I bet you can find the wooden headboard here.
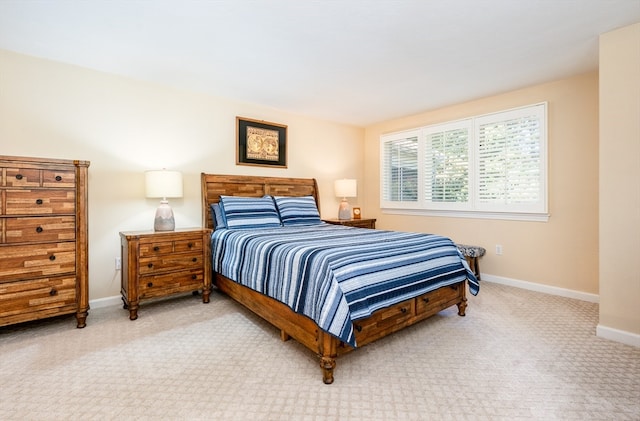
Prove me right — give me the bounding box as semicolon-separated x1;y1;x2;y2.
201;173;320;230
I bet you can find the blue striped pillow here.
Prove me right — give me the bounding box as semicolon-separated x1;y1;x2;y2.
274;196;322;226
219;195;282;229
210;203;227;229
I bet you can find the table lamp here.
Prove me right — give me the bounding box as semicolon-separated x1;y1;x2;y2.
334;179;357;220
145;169;183;231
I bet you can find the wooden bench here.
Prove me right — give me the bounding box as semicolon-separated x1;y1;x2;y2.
456;244;486;281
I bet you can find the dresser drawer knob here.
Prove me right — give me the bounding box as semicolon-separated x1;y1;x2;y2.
191;274;197;280
49;255;56;261
192;258;197;262
55;175;62;181
153;246;160;252
147;263;153;268
36;226;43;233
16;174;23;180
147;282;153;288
36;199;43;205
188;242;193;248
49;288;58;296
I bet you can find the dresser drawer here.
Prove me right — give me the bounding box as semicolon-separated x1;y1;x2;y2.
5;216;76;243
139;270;205;299
139;252;202;275
0;242;76;282
353;299;415;346
5;167;75;188
0;275;77;323
5;189;76;215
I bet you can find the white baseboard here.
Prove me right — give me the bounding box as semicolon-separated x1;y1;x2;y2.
596;324;640;348
89;295;122;309
481;273;599;303
482;273;640;348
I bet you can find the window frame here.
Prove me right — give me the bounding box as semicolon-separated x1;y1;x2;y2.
380;103;549;222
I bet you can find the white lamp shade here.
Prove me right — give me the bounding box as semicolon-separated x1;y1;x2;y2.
145;170;183;199
334;179;357;198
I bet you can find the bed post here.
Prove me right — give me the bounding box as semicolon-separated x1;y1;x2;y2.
317;331;337;384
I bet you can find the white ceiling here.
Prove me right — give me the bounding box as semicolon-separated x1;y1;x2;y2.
1;1;639;127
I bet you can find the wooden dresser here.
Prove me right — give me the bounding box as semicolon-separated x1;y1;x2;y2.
0;155;90;328
119;228;212;320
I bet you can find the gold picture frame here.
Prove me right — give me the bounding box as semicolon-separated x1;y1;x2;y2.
237;117;287;168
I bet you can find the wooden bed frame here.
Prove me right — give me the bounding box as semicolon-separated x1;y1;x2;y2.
201;173;467;384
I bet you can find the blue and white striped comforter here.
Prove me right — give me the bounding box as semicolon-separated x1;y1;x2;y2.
211;223;479;347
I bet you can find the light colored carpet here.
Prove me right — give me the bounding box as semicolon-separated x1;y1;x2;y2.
0;282;638;420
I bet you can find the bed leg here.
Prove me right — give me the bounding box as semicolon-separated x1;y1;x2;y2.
457;297;467;316
457;282;468;316
320;356;336;384
280;330;291;341
317;331;337;384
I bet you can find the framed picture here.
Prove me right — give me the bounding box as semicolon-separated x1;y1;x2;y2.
352;207;361;219
236;117;287;168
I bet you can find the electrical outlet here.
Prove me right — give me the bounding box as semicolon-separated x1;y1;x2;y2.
495;245;503;255
115;257;121;270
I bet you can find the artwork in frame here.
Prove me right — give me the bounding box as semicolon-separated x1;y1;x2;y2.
236;117;287;168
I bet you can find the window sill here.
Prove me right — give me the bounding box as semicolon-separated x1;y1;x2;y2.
381;208;550;222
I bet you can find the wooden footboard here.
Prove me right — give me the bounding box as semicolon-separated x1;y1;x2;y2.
215;273;466;384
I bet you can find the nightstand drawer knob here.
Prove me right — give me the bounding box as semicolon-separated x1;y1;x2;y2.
147;282;153;288
16;174;23;180
147;263;153;268
36;226;43;233
153;246;160;252
36;199;43;205
49;288;57;296
49;255;56;261
191;274;197;280
188;242;193;248
192;258;197;262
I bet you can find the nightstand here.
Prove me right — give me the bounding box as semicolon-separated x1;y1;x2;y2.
119;227;212;320
323;218;376;229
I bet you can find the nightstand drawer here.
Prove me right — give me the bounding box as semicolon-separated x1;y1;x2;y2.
174;238;203;253
139;240;174;256
139;252;202;275
139;270;205;299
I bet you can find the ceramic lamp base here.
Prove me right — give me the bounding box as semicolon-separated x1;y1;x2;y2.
338;199;351;220
154;200;175;231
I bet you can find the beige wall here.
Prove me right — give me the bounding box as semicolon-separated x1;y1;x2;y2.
598;23;640;339
0;49;365;301
364;72;600;296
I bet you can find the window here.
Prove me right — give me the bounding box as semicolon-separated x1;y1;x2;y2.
380;103;547;221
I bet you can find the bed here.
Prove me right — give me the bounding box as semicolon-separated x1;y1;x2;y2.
201;173;479;384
